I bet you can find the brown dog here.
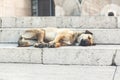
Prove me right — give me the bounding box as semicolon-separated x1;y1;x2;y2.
18;28;94;48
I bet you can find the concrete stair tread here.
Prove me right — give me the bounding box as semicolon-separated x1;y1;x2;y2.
0;63;116;80
0;44;120;65
0;44;120;49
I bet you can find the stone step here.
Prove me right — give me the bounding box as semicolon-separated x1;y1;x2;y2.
0;44;120;66
0;63;116;80
0;17;118;29
0;28;120;44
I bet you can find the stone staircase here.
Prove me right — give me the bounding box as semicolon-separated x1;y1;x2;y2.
0;17;120;80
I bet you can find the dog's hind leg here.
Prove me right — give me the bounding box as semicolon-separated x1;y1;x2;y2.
34;30;49;48
18;37;35;47
37;30;45;43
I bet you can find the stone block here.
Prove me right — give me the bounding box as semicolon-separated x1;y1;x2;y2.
32;17;46;27
0;29;23;42
115;50;120;65
117;17;120;28
0;48;30;63
30;49;42;63
114;67;120;80
56;17;116;28
1;17;16;27
43;47;115;65
56;17;72;28
90;29;120;44
0;17;117;28
0;47;42;63
0;64;116;80
44;17;56;27
16;17;32;27
74;17;116;28
0;18;1;28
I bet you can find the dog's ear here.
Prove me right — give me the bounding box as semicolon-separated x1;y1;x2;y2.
85;30;93;35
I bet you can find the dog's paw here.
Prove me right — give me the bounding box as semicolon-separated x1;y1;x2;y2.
34;43;49;48
34;43;43;48
48;42;55;48
43;43;49;47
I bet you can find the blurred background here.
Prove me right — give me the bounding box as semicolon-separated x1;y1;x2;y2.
0;0;120;16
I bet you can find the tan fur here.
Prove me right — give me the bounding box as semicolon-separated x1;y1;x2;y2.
18;28;94;48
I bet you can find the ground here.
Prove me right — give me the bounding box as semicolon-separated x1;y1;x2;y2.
0;63;117;80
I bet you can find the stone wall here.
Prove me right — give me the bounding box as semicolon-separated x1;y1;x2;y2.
81;0;120;16
53;0;120;16
0;17;117;28
0;0;32;16
1;0;120;16
0;17;120;66
0;17;119;45
54;0;81;16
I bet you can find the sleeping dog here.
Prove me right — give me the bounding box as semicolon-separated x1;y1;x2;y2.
18;28;94;48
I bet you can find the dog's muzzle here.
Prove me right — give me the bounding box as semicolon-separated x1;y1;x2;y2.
79;39;90;46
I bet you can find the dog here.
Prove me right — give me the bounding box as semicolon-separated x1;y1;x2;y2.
18;28;94;48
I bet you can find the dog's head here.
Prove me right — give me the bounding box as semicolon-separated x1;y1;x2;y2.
77;30;94;46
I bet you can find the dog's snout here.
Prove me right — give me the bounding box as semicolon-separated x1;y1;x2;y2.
80;39;90;46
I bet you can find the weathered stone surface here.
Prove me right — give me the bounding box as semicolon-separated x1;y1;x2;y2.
43;47;115;65
81;0;110;16
81;0;120;16
1;17;16;27
100;4;120;16
0;47;42;63
16;17;32;27
0;64;116;80
56;17;72;28
117;17;120;28
0;44;120;65
112;0;120;6
80;17;117;28
89;29;120;44
0;29;23;42
115;50;120;65
44;17;56;27
0;18;2;28
0;17;117;28
71;17;117;28
58;16;112;28
57;16;116;28
0;0;31;16
0;48;30;63
31;17;45;27
114;67;120;80
14;16;57;28
54;0;81;16
30;49;42;63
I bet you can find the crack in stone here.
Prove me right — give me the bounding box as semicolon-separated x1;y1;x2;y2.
0;19;2;28
116;17;118;28
111;50;117;66
76;0;81;15
112;66;117;80
28;49;32;63
41;49;44;64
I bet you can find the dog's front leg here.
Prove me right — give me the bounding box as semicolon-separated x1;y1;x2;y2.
48;35;64;48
